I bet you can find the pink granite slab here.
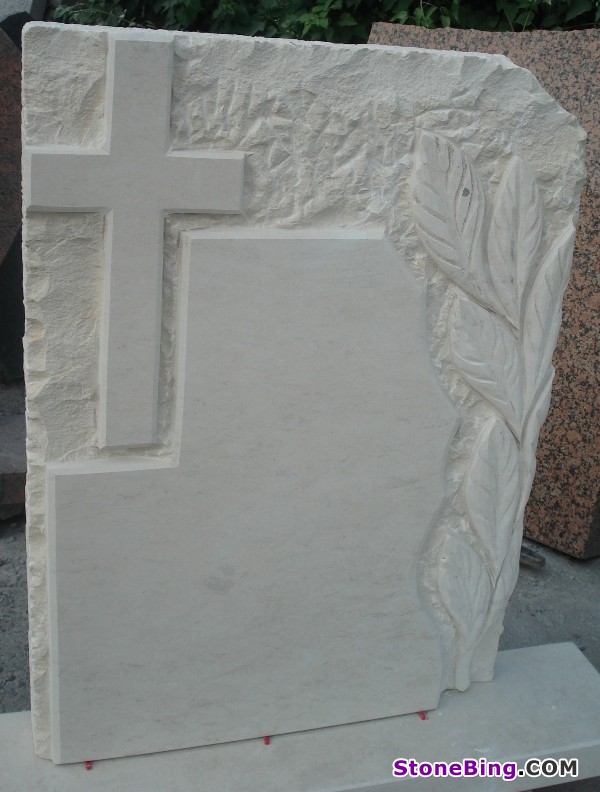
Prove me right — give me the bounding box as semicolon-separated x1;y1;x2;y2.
370;24;599;558
0;29;21;263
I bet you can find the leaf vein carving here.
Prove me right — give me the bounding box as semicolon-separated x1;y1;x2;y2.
411;130;575;691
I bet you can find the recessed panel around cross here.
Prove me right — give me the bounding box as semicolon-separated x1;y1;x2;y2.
47;230;457;764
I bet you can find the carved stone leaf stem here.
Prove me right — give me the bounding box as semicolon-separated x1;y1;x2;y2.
411;130;574;691
470;527;522;680
519;372;554;514
451;298;523;435
523;224;576;410
438;531;491;691
465;416;521;583
412;131;487;304
487;157;543;329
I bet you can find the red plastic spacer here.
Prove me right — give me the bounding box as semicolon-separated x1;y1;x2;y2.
84;760;93;770
417;711;428;721
263;736;271;745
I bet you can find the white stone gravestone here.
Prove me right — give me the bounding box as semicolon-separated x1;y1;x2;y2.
18;21;598;786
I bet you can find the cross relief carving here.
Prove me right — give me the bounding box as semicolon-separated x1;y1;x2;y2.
25;35;245;447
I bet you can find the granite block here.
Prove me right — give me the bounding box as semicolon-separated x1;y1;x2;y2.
370;24;600;558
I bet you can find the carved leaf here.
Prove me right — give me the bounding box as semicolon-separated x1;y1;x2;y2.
486;526;521;626
439;532;491;646
451;297;523;435
520;370;553;514
468;525;523;683
523;224;575;409
466;417;521;582
412;131;485;299
487;158;543;328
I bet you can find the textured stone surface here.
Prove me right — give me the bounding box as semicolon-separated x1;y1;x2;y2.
23;23;584;763
26;34;244;447
370;24;600;559
0;29;20;263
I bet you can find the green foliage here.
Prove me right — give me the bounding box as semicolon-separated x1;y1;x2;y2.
53;0;600;41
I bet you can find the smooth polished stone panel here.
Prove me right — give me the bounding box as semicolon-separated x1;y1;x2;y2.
23;23;585;762
1;645;599;791
47;230;457;763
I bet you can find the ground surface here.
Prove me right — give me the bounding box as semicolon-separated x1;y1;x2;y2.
0;517;28;713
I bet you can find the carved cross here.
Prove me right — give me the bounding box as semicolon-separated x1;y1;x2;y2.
24;34;245;447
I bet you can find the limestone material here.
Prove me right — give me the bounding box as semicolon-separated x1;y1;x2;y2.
370;24;600;559
0;644;600;791
23;23;585;763
25;33;245;447
48;229;457;763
